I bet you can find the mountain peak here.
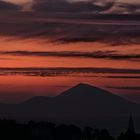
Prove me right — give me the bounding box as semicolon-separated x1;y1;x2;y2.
59;83;111;98
57;83;128;105
72;83;103;92
74;83;100;88
75;83;93;88
71;83;105;91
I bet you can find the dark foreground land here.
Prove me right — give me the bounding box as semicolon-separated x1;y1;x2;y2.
0;117;139;140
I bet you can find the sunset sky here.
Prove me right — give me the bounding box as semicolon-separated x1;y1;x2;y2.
0;0;139;103
2;0;140;5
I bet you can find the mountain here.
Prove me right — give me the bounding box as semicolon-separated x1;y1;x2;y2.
22;96;52;105
0;83;139;118
0;83;140;134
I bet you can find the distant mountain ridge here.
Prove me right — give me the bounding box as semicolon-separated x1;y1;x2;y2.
23;96;52;105
22;83;131;106
0;83;140;135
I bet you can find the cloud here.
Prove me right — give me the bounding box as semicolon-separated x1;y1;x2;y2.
117;0;140;4
32;0;140;14
108;86;140;90
32;0;116;13
0;50;139;61
0;0;18;10
3;0;33;5
102;76;140;79
2;0;140;13
0;67;139;77
0;57;16;60
102;2;140;14
0;10;140;45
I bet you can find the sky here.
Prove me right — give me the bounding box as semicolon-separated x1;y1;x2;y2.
0;1;139;103
0;37;139;103
3;0;33;4
1;0;140;13
2;0;140;5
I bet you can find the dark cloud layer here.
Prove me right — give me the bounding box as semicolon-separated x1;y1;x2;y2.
108;86;140;90
0;67;139;77
102;76;140;79
0;1;18;10
32;0;140;14
0;50;140;61
33;0;115;13
0;12;140;45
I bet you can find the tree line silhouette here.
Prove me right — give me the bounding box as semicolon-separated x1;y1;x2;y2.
0;117;139;140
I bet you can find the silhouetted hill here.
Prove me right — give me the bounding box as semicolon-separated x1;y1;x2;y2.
52;83;134;116
0;83;140;135
0;83;139;118
22;96;52;105
58;83;127;102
